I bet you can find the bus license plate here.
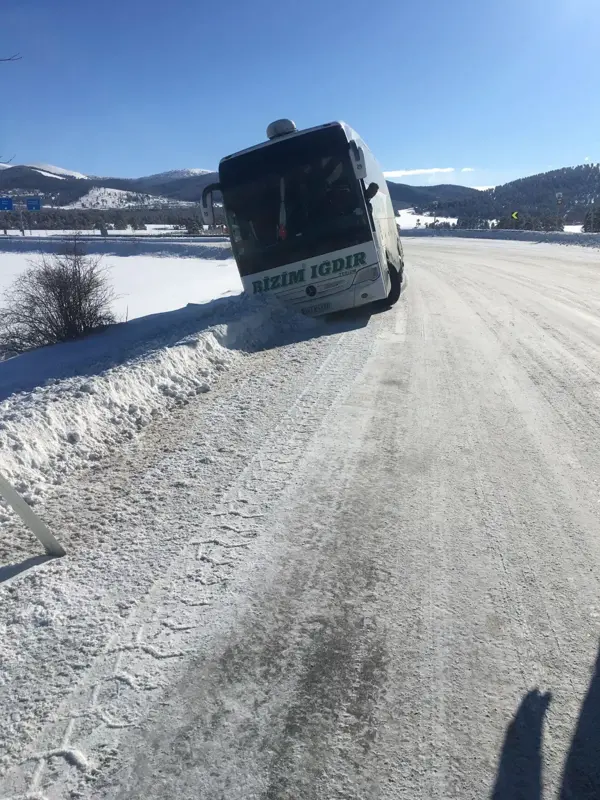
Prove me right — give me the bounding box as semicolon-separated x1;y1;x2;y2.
301;302;331;315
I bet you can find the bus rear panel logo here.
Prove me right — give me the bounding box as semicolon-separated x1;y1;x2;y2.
251;251;367;295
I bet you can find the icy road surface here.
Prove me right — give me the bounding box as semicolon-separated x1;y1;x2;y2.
3;239;600;799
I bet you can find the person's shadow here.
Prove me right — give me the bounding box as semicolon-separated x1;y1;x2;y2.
492;689;552;800
560;645;600;799
491;642;600;799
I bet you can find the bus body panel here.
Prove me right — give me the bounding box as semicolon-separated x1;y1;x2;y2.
341;123;403;278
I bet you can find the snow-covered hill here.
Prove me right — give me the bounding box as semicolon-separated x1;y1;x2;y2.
26;163;88;180
64;187;193;209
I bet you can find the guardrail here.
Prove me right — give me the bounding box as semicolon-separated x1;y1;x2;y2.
399;228;600;247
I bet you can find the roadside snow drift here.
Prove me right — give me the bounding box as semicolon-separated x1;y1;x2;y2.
0;295;316;515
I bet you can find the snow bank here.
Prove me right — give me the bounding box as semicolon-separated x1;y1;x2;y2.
0;295;316;513
400;227;600;249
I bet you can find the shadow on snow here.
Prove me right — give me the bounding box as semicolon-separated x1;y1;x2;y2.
492;643;600;799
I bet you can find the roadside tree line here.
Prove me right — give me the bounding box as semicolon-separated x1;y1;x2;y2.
0;207;224;234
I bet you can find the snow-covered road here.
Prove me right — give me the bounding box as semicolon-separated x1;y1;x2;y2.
3;239;600;798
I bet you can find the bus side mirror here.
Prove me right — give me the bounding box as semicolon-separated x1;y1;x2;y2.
349;141;367;180
365;182;379;201
201;182;221;226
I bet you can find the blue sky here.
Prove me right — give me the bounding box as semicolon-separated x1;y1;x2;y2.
1;0;598;187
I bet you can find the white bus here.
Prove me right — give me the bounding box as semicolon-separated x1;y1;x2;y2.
201;119;404;316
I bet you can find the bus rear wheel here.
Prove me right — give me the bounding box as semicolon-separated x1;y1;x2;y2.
384;261;402;307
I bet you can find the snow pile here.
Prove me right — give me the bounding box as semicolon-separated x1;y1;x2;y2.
396;207;458;230
0;294;315;512
64;187;191;210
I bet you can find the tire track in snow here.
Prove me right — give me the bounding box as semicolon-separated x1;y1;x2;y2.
0;320;379;800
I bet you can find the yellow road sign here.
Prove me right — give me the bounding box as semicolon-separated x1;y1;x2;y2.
511;211;519;221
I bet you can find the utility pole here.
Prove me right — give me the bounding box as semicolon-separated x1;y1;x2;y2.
591;198;595;233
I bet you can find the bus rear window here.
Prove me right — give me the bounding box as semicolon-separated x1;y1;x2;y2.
220;129;371;274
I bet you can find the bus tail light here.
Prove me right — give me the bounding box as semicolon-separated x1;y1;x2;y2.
353;265;379;285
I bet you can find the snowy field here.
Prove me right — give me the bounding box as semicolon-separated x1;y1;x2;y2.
0;225;204;237
396;207;457;229
396;208;585;234
0;250;242;321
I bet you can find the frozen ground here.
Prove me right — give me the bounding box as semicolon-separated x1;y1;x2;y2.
2;239;600;798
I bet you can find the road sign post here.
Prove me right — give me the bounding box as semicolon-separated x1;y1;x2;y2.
556;192;563;231
0;472;66;557
24;197;41;236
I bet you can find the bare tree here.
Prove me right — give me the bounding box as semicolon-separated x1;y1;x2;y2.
0;238;117;355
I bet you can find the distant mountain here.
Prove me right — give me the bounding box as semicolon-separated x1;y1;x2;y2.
0;162;87;179
0;165;218;208
0;161;598;220
413;164;600;222
138;169;213;182
128;170;219;201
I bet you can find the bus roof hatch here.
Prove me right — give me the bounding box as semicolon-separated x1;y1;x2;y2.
267;119;297;139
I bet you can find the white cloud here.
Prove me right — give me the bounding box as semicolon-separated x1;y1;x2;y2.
383;167;454;178
472;185;495;191
461;167;475;172
585;156;590;162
